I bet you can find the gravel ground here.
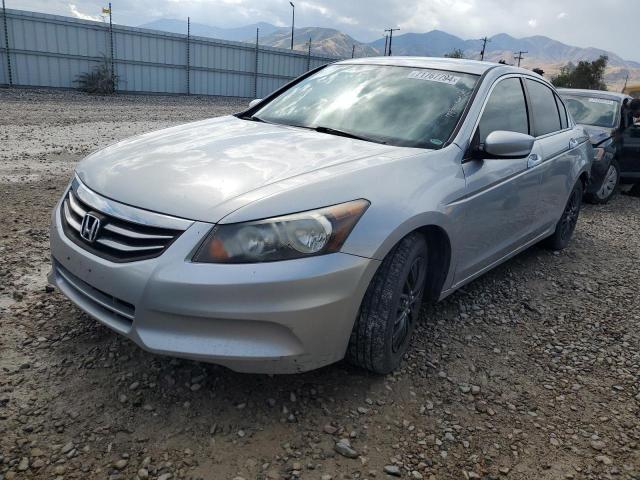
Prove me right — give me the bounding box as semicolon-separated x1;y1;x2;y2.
1;88;639;480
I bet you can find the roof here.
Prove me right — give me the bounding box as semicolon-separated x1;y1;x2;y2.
336;56;524;76
558;88;631;102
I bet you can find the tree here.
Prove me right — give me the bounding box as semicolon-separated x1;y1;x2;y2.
498;59;508;65
551;55;608;90
444;48;464;59
532;68;544;76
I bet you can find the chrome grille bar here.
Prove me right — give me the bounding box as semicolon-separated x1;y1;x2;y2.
60;178;191;262
96;238;165;252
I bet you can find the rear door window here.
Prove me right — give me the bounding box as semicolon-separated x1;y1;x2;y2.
478;77;529;143
525;79;562;136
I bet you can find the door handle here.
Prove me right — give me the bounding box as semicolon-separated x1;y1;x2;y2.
527;153;542;168
569;138;578;149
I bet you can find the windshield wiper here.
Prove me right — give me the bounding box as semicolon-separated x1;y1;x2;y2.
242;114;267;123
313;126;386;144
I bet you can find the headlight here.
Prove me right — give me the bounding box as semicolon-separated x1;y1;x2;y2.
593;147;606;162
193;199;370;263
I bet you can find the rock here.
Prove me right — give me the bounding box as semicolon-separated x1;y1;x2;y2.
129;381;140;391
590;440;606;451
157;474;173;480
17;457;29;471
114;459;128;470
384;465;401;476
595;455;613;465
60;442;74;454
138;468;149;479
334;440;358;459
323;424;338;435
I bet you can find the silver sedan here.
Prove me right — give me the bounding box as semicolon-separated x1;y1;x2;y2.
49;57;592;374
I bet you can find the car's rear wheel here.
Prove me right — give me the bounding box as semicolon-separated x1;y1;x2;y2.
585;161;619;204
346;233;428;374
543;180;583;251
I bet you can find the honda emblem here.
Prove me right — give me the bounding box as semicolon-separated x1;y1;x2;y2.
80;213;101;243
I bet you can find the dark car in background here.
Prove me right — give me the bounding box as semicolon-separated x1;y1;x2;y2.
559;89;636;203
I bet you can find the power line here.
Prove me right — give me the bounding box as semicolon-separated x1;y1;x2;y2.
384;27;400;56
514;50;527;67
480;36;490;61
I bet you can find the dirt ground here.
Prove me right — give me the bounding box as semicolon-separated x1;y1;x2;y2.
0;88;639;480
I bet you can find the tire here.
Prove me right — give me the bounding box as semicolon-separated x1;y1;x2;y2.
543;180;583;251
584;160;619;204
625;182;640;197
346;233;428;374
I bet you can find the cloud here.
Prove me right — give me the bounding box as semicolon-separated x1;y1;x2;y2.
68;3;102;22
557;12;567;19
527;18;537;28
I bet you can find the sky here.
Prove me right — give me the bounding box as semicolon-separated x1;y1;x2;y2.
12;0;640;61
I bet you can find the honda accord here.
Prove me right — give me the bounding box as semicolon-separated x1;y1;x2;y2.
49;58;592;374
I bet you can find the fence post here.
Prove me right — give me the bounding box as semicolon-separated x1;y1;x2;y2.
108;2;116;91
186;17;190;95
307;37;311;72
1;0;12;86
254;27;259;98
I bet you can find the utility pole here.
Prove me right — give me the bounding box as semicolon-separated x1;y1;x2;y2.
480;36;490;61
383;34;388;56
351;44;355;58
384;27;399;56
289;1;295;50
622;72;629;93
514;50;527;67
307;36;311;71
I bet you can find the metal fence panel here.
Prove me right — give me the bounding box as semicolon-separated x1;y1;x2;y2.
0;8;341;97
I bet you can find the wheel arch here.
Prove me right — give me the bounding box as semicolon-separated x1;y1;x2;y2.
369;216;455;303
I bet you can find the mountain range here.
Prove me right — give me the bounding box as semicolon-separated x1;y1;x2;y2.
139;19;639;91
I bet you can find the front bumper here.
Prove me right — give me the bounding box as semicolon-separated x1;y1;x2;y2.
586;151;613;194
49;194;379;373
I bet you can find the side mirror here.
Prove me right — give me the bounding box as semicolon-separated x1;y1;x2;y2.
482;130;535;159
249;98;263;108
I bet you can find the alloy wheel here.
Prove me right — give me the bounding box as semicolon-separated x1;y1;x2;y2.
597;164;618;200
560;189;581;241
392;256;426;352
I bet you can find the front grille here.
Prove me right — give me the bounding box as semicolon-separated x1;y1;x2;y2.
61;185;185;263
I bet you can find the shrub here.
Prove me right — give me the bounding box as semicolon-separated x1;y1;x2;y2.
75;55;117;94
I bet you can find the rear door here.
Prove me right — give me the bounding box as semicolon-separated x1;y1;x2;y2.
455;75;543;284
619;113;640;178
524;79;581;230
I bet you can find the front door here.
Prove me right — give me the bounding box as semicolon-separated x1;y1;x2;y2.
454;76;543;284
619;121;640;179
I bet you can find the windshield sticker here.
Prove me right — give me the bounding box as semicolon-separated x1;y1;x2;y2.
588;98;615;105
430;139;443;146
408;70;461;85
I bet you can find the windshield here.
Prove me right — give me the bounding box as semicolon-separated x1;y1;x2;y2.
252;64;479;149
562;95;619;128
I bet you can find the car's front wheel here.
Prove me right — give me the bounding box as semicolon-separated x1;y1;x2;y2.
347;233;428;374
585;160;619;204
543;179;583;250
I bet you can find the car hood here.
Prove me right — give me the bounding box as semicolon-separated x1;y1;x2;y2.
76;116;397;222
580;124;614;146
